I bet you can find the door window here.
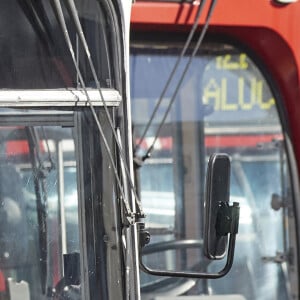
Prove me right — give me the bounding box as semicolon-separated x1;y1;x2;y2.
0;107;123;300
0;112;79;299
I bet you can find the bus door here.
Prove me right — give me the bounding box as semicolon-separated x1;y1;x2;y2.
0;0;133;299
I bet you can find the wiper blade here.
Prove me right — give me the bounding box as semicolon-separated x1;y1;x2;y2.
26;126;48;295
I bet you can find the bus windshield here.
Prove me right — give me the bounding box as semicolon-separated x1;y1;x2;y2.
130;42;294;300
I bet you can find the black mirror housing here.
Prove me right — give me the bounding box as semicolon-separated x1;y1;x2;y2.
138;152;240;279
204;153;239;260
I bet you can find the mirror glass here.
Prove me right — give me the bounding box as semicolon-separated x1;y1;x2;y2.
204;153;231;260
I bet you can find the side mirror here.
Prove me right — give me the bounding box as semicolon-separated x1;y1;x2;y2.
138;153;240;279
204;153;240;260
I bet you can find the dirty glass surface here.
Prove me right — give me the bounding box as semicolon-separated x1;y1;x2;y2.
0;112;81;299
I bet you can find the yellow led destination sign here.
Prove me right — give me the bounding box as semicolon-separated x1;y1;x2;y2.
216;53;248;70
202;54;275;112
203;77;275;111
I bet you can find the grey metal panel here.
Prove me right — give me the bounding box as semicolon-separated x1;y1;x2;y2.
7;278;30;300
75;110;125;300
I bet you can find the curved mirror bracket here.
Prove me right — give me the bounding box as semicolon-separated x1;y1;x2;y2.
138;153;240;279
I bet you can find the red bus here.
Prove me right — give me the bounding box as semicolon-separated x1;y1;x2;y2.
130;0;300;299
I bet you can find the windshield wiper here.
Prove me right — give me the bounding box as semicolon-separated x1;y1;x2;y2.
26;126;49;295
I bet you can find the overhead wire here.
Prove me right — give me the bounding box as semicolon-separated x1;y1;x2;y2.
52;0;217;219
135;0;207;151
142;0;218;160
52;0;135;221
54;0;144;217
64;0;144;218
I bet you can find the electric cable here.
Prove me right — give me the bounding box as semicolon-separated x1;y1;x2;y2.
142;0;218;160
135;0;207;151
64;0;144;217
52;0;135;221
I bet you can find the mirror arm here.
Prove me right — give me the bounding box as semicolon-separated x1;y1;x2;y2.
137;222;237;279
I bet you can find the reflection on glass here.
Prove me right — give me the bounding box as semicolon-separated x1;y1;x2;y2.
131;43;292;299
0;125;80;299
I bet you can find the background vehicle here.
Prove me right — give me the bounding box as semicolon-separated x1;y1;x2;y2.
130;0;300;299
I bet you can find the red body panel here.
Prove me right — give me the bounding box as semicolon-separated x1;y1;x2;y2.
131;0;300;172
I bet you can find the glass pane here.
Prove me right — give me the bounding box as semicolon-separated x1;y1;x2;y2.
131;43;294;299
0;0;114;89
0;118;80;299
